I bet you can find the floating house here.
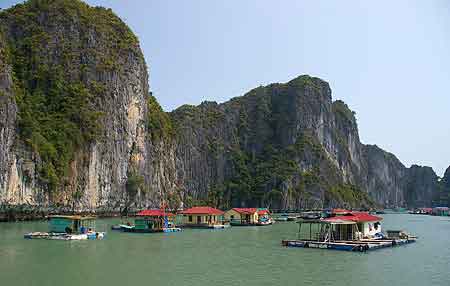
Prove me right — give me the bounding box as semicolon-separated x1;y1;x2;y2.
224;208;273;226
24;215;105;240
324;210;382;239
282;211;416;252
432;207;449;216
179;207;227;228
127;209;180;233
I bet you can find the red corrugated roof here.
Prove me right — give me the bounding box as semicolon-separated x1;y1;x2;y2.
323;212;382;223
232;208;270;215
180;206;224;215
232;208;258;214
137;209;174;217
332;208;351;214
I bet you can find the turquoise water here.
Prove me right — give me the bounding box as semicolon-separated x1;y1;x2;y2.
1;214;449;286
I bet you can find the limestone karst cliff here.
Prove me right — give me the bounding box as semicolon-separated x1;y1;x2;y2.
170;78;442;210
0;0;150;212
0;0;445;216
434;166;450;207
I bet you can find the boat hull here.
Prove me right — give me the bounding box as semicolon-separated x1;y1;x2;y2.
229;222;257;226
122;227;181;233
281;238;416;252
24;232;106;240
256;221;273;226
180;224;229;229
163;227;182;233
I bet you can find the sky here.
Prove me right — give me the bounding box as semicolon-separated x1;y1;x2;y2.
1;1;449;176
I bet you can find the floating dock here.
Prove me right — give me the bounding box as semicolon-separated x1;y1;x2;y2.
282;237;416;252
282;210;417;252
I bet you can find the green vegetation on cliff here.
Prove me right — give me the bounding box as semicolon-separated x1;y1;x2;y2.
0;0;140;192
327;184;375;208
168;76;378;210
332;100;356;125
434;167;450;207
146;94;174;142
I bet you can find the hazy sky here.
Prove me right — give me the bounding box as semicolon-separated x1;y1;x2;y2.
1;1;449;175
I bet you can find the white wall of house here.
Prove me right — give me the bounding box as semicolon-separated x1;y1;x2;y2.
361;221;382;237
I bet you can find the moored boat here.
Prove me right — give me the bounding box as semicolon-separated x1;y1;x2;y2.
24;215;106;240
297;211;322;220
274;216;288;222
111;224;135;231
257;209;274;225
274;213;296;222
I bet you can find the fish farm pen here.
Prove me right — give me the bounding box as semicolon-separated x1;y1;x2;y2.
282;217;417;252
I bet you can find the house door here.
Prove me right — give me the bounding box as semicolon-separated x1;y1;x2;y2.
197;216;201;224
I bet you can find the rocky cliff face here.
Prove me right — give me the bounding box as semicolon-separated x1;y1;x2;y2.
0;0;159;213
404;165;438;208
0;0;445;215
443;167;450;191
171;77;442;209
434;166;450;207
0;28;18;203
171;77;371;209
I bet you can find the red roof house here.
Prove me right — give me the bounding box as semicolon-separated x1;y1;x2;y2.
224;208;271;225
180;206;224;215
323;212;382;223
331;208;352;215
137;209;174;217
179;206;225;227
232;208;258;214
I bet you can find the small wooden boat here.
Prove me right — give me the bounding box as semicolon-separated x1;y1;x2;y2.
163;227;182;232
275;213;296;221
111;225;123;231
24;215;106;240
111;224;135;231
297;211;322;219
257;217;274;226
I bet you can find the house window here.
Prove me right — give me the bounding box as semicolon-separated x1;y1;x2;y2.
230;215;234;220
188;215;192;222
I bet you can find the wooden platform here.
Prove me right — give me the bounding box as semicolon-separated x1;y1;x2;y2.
281;238;416;252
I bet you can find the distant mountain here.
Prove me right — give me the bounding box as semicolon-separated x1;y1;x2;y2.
0;0;446;214
434;166;450;207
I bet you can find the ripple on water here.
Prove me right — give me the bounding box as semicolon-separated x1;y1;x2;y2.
1;214;450;286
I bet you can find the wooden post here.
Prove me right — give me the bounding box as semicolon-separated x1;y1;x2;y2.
309;223;312;240
329;224;332;242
